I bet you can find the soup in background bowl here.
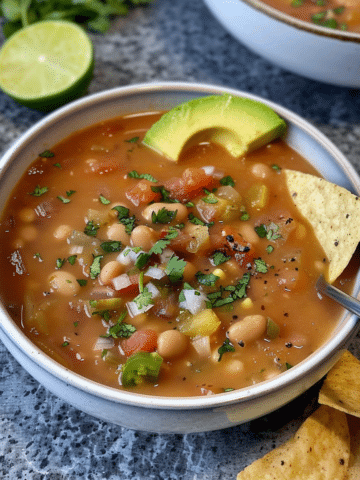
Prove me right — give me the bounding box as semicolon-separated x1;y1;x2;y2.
203;0;360;88
0;82;359;433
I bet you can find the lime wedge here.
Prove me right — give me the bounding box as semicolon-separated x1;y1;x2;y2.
0;20;94;111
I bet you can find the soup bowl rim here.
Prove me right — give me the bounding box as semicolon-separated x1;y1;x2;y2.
0;81;359;412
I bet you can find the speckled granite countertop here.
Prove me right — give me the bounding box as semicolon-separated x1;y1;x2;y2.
1;1;360;478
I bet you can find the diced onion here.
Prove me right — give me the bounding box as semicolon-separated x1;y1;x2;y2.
117;247;144;266
201;166;215;175
112;273;132;291
69;245;83;255
159;248;174;263
93;337;115;351
179;289;208;315
146;282;160;299
191;335;211;358
126;301;153;317
145;266;166;280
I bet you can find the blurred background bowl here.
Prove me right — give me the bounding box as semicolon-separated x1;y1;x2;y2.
0;82;359;433
203;0;360;87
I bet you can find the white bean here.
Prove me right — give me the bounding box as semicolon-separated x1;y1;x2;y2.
130;225;158;251
99;261;124;285
228;315;267;346
53;224;72;240
106;223;129;245
251;163;272;179
157;330;189;358
48;271;80;296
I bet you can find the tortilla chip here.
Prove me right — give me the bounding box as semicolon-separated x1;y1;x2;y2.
346;415;360;480
319;350;360;418
237;405;350;480
284;170;360;283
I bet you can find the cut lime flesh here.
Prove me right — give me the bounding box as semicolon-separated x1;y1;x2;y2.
0;20;94;111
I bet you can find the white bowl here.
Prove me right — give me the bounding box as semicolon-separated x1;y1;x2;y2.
0;82;359;433
203;0;360;88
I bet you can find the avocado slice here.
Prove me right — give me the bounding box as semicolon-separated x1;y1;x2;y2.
143;94;286;162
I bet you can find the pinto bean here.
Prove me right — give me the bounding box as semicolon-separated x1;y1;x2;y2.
157;330;189;358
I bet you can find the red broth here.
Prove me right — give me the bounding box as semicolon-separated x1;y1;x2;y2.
261;0;360;33
0;111;355;397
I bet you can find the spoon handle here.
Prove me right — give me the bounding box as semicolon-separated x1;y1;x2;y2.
316;275;360;318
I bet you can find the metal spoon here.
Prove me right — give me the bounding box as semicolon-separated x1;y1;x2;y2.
316;274;360;318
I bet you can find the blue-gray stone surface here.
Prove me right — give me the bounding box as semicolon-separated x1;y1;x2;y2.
1;0;360;478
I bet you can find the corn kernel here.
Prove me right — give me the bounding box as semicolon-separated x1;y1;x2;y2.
213;268;226;281
241;298;253;309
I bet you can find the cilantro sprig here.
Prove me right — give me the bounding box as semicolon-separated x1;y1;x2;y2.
112;205;136;235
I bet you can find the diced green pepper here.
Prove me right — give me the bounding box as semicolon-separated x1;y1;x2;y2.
266;317;280;339
121;352;163;387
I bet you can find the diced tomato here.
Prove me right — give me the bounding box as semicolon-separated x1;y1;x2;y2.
126;180;161;207
164;168;217;202
121;329;158;357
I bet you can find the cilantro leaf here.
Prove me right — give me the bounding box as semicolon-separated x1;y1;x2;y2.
39;150;54;158
220;176;235;187
77;279;87;287
100;241;122;253
212;251;231;266
57;195;71;204
112;205;136;234
99;195;111;205
188;213;214;227
152;207;177;224
254;258;268;273
104;311;135;339
84;220;100;237
202;193;218;204
90;255;103;279
128;170;158;183
133;286;154;310
30;185;48;197
56;258;66;269
195;271;219;287
218;339;235;361
165;255;187;283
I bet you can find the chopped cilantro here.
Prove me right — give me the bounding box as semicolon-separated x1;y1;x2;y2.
34;252;43;261
255;222;281;241
286;362;293;370
57;195;71;204
240;211;250;221
188;213;214;227
195;271;219;287
266;245;274;254
77;279;87;287
104;311;136;339
90;255;103;279
125;137;140;144
165;255;187;283
84;220;100;237
66;190;76;197
133;287;153;310
112;205;136;234
62;341;69;347
218;339;235;361
30;185;48;197
254;258;268;273
220;175;235;187
212;251;231;266
92;309;111;321
208;272;251;308
135;252;151;270
151;185;178;203
202;193;218;204
152;207;177;224
128;170;158;183
39;150;55;158
53;162;62;169
67;255;77;265
271;164;281;171
56;258;66;269
100;241;122;253
99;195;111;205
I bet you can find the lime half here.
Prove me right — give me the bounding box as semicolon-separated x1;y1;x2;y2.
0;20;94;111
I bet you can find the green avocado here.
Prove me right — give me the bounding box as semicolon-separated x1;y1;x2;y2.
143;94;287;162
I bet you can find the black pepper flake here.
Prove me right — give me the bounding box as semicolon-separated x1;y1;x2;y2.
238;341;245;347
339;458;345;465
261;305;265;310
280;460;285;466
226;235;234;242
334;241;339;246
284;312;289;317
285;218;293;225
285;342;293;348
232;315;238;320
